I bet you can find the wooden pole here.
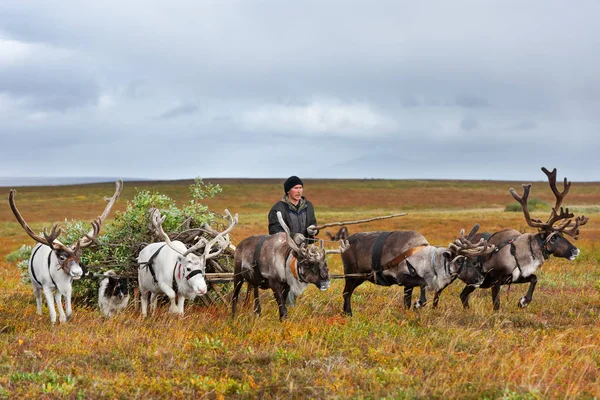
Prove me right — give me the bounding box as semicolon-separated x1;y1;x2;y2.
314;212;408;230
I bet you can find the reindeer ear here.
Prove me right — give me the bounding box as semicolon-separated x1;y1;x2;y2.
442;251;453;260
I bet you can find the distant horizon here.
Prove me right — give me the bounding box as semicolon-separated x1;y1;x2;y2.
1;175;598;188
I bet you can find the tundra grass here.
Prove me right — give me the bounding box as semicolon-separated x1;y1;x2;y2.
0;179;599;399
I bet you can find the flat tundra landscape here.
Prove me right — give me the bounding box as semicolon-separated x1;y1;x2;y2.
0;178;599;399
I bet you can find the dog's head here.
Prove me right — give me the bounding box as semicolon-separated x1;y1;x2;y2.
102;271;129;299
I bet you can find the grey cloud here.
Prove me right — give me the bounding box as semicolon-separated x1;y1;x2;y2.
1;1;600;181
510;120;537;131
456;95;488;108
0;66;99;112
154;104;199;120
125;79;150;99
401;96;420;108
460;118;479;132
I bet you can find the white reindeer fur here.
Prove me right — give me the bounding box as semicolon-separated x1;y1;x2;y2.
138;241;208;317
29;243;84;324
98;270;130;317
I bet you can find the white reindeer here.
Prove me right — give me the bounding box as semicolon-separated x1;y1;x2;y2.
9;180;123;323
138;208;238;317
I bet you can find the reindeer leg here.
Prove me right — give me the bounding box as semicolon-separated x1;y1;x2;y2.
518;274;537;308
414;285;428;309
140;290;149;317
64;287;73;321
53;290;67;323
176;296;185;315
42;286;57;323
33;287;43;315
432;290;442;309
231;275;244;317
491;282;502;311
158;282;178;313
271;281;288;320
403;287;413;309
253;286;261;315
54;291;67;323
343;278;364;316
460;285;476;309
150;292;158;315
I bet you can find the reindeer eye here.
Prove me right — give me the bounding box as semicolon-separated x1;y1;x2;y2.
187;267;191;272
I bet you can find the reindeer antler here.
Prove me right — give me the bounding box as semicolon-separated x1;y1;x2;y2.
276;211;306;255
510;168;588;238
195;210;238;259
77;180;123;249
325;239;351;255
449;224;495;257
8;190;72;253
150;208;186;256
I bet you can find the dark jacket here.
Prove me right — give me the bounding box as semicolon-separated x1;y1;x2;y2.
268;196;317;238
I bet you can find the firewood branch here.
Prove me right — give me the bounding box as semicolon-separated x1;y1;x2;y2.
313;213;408;230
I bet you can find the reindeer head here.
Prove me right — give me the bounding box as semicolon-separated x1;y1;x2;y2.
151;208;238;296
276;212;330;290
509;167;588;260
9;180;123;279
447;224;495;287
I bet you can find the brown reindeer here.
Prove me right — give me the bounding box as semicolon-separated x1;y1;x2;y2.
341;225;494;316
460;167;588;311
325;226;349;241
232;211;347;320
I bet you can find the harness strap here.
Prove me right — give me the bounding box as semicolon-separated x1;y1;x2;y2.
29;245;44;287
535;234;550;260
253;236;269;268
290;257;299;280
139;244;167;285
47;252;59;287
383;245;428;270
510;242;521;273
372;232;394;286
172;261;180;293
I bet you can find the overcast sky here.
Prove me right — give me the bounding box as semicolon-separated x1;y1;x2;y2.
1;1;599;183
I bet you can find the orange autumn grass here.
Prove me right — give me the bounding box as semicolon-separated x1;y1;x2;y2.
0;178;599;399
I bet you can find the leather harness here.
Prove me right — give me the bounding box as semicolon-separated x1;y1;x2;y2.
140;243;205;292
371;232;428;286
29;245;59;288
139;244;167;285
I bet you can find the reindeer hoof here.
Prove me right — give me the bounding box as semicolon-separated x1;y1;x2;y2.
518;297;530;308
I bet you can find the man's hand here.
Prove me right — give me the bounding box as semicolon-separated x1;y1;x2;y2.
307;225;319;237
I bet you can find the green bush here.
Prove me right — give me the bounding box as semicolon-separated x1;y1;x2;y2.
504;198;549;212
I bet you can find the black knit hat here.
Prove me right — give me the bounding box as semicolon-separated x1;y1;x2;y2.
284;176;303;194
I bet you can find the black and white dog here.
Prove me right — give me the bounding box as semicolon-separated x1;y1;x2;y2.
98;270;130;317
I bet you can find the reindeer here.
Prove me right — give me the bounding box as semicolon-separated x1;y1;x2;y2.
341;225;494;316
9;180;123;323
232;211;346;320
138;208;238;317
325;226;349;241
460;167;588;311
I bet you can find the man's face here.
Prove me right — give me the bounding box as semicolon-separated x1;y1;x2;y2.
288;184;303;203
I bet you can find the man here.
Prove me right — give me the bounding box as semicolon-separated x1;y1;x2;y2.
268;175;318;241
268;175;318;306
